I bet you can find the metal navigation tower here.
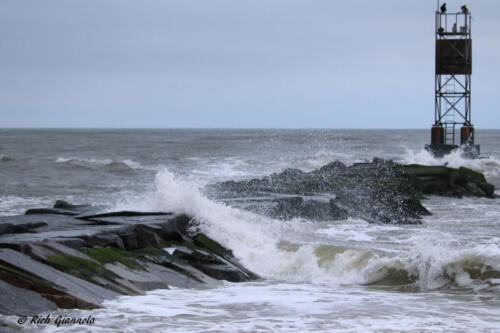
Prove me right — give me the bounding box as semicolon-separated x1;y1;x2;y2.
426;2;479;157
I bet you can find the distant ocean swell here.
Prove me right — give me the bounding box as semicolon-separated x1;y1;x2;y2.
55;157;157;171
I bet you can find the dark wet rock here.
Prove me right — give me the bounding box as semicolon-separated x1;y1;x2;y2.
158;214;191;241
87;232;126;250
115;226;140;251
25;208;78;216
171;246;249;282
208;159;495;224
0;222;47;235
0;224;14;235
271;197;349;221
0;242;25;252
133;225;164;248
78;211;173;220
50;238;87;250
53;200;90;210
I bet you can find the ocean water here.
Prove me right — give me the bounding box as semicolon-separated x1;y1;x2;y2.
0;129;499;332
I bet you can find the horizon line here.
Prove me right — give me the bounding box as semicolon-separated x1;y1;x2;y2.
1;127;500;131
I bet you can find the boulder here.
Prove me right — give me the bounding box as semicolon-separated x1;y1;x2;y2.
133;225;163;248
53;200;90;210
87;233;126;250
115;226;140;251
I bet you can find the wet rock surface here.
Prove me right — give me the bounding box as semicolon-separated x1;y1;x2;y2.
207;159;495;224
0;202;258;315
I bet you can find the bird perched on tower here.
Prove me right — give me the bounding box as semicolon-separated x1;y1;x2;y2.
441;3;447;13
461;5;469;14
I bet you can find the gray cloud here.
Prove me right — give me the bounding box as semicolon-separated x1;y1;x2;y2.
1;0;499;128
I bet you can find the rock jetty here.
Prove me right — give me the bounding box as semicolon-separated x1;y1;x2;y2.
0;201;257;316
208;159;495;224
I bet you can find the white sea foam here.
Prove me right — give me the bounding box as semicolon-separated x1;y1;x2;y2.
0;196;51;216
316;221;373;242
33;282;500;333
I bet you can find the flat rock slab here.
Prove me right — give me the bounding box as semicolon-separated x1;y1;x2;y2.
0;279;58;316
0;249;119;306
78;211;173;220
40;240;96;262
142;262;204;289
0;214;88;229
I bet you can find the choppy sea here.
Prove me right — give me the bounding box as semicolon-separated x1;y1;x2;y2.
1;129;499;332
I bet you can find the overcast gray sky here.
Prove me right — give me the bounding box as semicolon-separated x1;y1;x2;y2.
1;0;499;128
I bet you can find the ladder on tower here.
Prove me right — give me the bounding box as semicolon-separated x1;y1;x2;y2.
444;112;455;145
444;75;456;145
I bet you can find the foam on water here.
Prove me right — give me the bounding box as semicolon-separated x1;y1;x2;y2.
0;196;51;216
28;282;499;333
407;240;500;290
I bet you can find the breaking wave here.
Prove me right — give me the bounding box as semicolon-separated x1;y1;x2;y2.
55;157;155;171
115;168;500;291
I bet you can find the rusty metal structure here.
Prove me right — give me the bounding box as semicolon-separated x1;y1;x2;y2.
426;2;480;157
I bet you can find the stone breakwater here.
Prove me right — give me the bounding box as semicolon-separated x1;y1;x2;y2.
0;200;258;317
208;159;495;224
